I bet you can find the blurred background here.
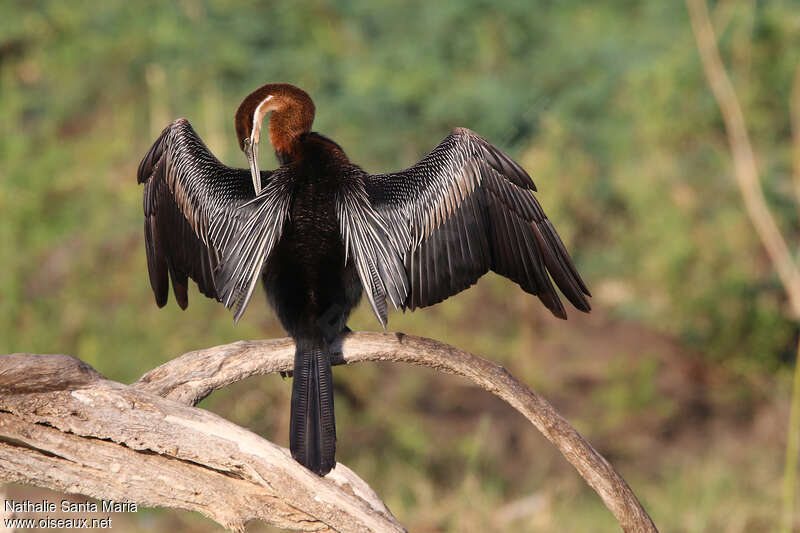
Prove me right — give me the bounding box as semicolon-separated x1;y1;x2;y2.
2;1;800;531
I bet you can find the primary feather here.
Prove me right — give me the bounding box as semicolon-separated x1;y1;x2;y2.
137;118;289;317
349;127;591;321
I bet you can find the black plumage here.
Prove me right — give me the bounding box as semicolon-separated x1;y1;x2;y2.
138;118;284;318
136;83;591;476
360;127;590;321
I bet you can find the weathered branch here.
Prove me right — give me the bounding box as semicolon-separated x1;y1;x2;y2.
687;0;800;318
0;352;403;533
135;332;657;533
1;332;658;532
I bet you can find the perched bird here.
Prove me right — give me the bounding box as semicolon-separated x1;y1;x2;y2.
137;83;590;476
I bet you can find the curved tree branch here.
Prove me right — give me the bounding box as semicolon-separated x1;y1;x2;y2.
0;333;657;531
136;332;658;533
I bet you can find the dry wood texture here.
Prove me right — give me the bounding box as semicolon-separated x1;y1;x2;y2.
1;333;658;532
0;352;402;532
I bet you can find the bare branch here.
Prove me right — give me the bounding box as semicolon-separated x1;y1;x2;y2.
0;353;403;533
136;332;658;533
686;0;800;318
1;332;658;532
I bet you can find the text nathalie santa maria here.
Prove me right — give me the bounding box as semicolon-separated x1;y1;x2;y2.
5;498;137;513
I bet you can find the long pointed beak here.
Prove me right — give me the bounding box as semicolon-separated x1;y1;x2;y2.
245;140;262;196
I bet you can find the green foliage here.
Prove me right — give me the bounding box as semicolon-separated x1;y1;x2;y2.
1;1;799;530
2;1;799;370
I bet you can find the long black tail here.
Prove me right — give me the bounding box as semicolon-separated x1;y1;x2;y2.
290;337;336;475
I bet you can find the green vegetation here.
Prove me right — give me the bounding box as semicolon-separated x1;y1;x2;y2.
2;1;799;531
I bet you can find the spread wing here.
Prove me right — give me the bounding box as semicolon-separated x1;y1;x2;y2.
349;127;590;324
137;118;291;322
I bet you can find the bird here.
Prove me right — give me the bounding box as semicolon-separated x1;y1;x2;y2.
136;83;591;476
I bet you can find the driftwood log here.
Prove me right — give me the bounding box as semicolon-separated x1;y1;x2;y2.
0;332;658;532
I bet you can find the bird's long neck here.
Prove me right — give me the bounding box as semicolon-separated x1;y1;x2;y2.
269;106;313;162
236;84;317;164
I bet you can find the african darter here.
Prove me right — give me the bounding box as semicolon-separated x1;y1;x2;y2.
137;83;591;476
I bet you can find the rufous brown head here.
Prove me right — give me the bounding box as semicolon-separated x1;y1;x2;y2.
235;83;315;195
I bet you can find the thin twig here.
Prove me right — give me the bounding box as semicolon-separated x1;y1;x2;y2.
686;0;800;318
686;2;800;529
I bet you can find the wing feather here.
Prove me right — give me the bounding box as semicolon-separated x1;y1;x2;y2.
353;127;590;322
336;177;408;327
137;118;289;321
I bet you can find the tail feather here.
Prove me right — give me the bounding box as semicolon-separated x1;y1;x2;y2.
290;338;336;475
